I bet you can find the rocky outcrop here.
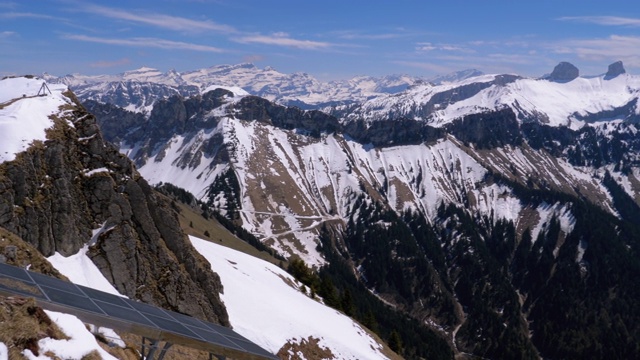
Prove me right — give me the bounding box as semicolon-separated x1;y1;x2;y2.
605;61;626;79
548;62;579;82
0;90;229;325
235;95;340;137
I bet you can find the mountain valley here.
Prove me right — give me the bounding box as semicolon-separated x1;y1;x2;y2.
2;60;640;359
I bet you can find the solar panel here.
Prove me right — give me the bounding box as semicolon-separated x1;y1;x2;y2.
78;285;132;308
0;262;278;360
127;298;174;319
0;273;45;299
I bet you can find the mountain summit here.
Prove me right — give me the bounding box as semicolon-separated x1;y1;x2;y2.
605;60;626;79
547;61;580;82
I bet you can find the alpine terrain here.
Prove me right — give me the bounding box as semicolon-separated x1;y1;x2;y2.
0;58;639;360
82;60;640;359
0;76;392;359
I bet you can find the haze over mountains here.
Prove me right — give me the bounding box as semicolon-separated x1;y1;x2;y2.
45;63;485;112
2;59;640;359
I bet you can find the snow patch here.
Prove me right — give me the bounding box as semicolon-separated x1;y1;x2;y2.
0;77;70;163
202;84;250;96
47;245;123;297
190;236;388;359
22;311;118;360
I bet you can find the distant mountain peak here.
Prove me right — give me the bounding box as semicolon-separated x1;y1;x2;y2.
547;61;579;82
605;61;626;79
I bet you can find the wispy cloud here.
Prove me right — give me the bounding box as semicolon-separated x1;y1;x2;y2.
416;42;475;53
79;4;238;33
558;16;640;27
64;34;228;53
0;31;16;38
234;33;333;50
553;35;640;66
334;30;414;40
0;12;62;20
90;57;131;68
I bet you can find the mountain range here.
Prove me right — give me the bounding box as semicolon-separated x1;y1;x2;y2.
2;60;640;359
45;63;484;112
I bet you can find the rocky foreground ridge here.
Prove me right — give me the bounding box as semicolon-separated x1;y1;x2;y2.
0;78;229;325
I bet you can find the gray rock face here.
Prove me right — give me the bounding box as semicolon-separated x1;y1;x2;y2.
548;62;579;82
605;61;626;79
0;89;229;325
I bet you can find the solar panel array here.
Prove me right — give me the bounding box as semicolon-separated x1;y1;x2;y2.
0;262;278;360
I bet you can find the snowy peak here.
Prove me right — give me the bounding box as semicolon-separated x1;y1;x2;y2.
340;63;640;129
0;76;70;163
46;63;428;111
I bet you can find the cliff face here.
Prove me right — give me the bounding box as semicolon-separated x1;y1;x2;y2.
0;86;229;325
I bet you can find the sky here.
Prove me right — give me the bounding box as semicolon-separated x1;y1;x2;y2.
1;0;639;80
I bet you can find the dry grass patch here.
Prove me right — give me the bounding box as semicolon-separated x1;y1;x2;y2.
173;201;285;267
277;336;334;360
0;227;67;279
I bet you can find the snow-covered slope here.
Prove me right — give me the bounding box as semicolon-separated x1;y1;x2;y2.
192;236;389;359
0;77;70;162
341;62;640;129
43;232;389;359
122;91;626;266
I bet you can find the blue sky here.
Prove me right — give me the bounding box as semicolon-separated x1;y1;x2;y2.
1;0;639;80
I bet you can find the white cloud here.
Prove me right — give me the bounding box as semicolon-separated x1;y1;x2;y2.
558;16;640;27
64;34;228;53
0;12;61;20
80;4;237;33
334;30;415;40
416;42;474;53
234;34;333;50
0;31;15;38
553;35;640;66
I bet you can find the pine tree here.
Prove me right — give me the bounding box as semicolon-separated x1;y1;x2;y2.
340;288;355;316
388;330;403;355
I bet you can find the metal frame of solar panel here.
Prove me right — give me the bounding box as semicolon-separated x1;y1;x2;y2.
0;262;278;360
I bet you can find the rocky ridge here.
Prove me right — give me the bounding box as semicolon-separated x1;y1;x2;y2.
84;73;640;358
0;78;229;325
46;63;484;112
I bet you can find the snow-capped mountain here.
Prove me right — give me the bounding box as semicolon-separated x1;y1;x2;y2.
47;63;481;112
0;75;398;360
86;69;640;358
337;61;640;129
7;58;640;359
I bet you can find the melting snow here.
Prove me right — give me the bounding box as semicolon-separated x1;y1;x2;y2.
22;311;118;360
47;245;123;297
190;236;389;359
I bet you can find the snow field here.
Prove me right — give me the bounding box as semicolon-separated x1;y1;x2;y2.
22;311;118;360
190;236;389;360
0;77;70;163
